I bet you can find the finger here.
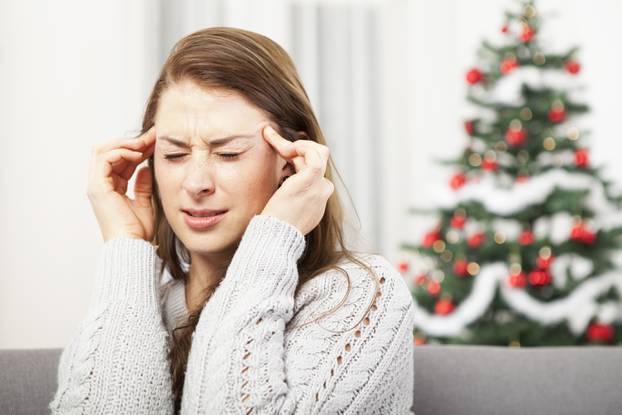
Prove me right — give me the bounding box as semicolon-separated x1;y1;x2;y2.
262;124;333;188
109;127;156;181
289;140;329;178
94;137;143;154
94;126;156;154
262;125;297;158
134;125;157;148
120;140;155;181
322;177;335;197
288;154;306;173
262;124;306;175
98;148;144;185
133;166;153;208
263;125;330;178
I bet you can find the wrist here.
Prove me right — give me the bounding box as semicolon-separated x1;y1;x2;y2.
91;236;160;310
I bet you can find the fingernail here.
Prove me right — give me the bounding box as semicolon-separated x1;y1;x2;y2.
266;125;275;135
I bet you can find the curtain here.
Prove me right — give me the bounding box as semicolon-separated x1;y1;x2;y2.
158;0;412;258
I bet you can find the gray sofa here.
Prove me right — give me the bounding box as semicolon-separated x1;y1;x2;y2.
1;345;621;414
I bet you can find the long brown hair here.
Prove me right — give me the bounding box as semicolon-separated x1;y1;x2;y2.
139;27;381;413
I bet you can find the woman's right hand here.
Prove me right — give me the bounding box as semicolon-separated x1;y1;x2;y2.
86;126;157;243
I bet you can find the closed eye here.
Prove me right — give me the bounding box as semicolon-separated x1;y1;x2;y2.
163;153;240;161
218;153;240;159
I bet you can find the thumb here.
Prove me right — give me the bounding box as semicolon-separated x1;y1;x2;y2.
134;166;153;208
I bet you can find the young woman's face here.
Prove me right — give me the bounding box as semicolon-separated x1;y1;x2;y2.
153;80;287;256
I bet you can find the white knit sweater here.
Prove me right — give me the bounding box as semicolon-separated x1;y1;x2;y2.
49;214;416;414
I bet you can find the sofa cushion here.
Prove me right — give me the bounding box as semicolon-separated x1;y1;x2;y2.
413;345;622;415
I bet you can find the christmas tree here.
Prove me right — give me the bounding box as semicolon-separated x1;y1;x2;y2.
399;0;622;346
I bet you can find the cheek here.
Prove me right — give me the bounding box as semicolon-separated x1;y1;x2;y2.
154;159;170;188
153;160;179;210
223;160;274;193
223;156;277;203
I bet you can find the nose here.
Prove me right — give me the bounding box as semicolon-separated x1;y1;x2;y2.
182;155;216;199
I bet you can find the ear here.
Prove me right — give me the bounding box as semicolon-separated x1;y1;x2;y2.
281;160;295;177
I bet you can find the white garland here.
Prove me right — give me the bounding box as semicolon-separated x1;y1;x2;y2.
499;271;622;335
412;263;506;337
433;168;622;244
412;261;622;337
410;168;622;337
549;254;593;288
436;169;616;217
470;66;588;110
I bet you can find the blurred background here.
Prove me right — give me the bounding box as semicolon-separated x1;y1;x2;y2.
1;0;621;349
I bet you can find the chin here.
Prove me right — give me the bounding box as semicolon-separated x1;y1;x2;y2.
179;224;242;255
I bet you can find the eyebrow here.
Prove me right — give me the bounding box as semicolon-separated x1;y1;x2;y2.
157;134;254;148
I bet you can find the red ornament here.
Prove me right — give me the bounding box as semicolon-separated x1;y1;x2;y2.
467;232;486;248
565;60;581;74
427;280;441;296
582;230;597;245
453;259;469;277
435;299;455;315
501;24;509;34
415;274;428;286
450;173;467;190
536;255;554;269
575;148;589;168
451;213;467;229
466;68;483;85
481;158;498;171
519;230;535;245
516;174;529;183
520;25;535;42
586;323;615;343
414;337;427;345
396;261;409;273
505;126;527;146
464;120;474;135
570;223;597;245
500;57;519;75
508;272;527;288
548;107;566;123
422;230;441;248
527;270;552;286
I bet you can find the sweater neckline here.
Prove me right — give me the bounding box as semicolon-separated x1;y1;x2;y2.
161;251;378;334
163;278;189;333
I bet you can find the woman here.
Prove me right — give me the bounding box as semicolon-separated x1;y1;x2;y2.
50;27;415;414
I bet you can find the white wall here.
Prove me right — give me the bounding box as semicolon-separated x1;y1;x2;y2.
1;0;620;348
0;0;161;348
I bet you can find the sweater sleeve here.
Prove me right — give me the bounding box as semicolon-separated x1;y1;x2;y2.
49;237;174;414
179;214;416;414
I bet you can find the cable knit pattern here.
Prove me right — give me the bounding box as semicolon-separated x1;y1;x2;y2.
49;214;415;414
49;236;174;414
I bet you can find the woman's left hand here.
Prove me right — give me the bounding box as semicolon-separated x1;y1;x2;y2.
260;124;334;236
